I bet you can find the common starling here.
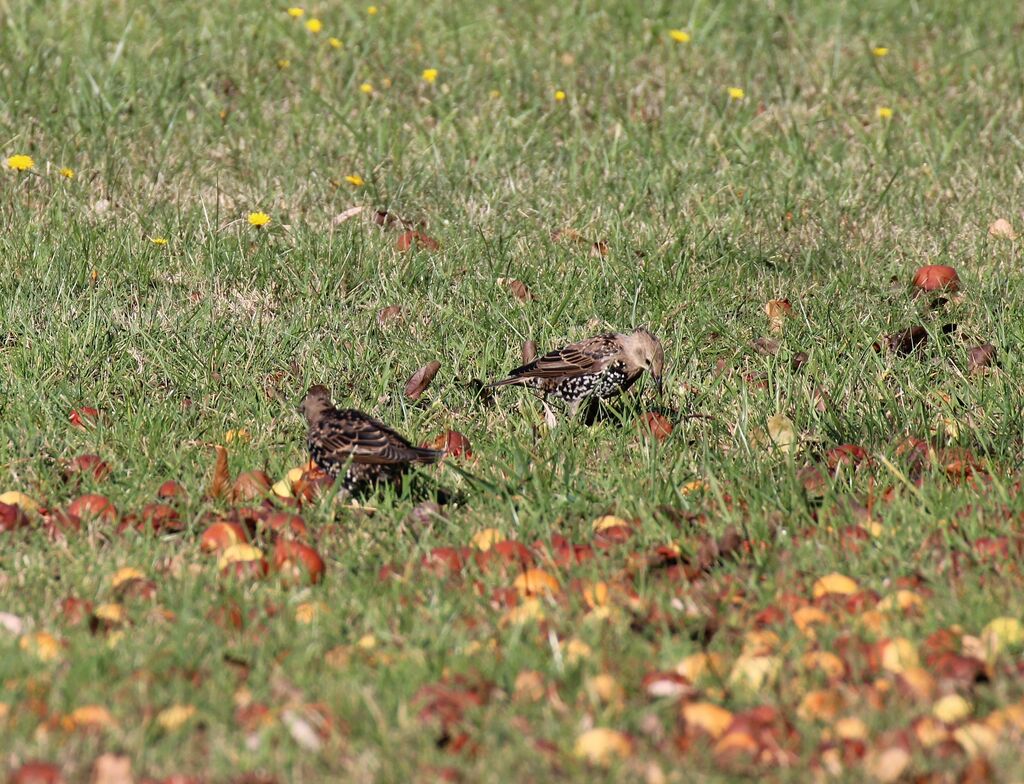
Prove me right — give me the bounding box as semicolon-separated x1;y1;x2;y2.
487;328;665;418
299;385;444;494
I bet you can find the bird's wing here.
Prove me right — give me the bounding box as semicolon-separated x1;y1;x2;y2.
311;411;443;465
490;335;616;385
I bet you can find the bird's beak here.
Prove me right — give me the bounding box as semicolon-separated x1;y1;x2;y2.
653;374;663;396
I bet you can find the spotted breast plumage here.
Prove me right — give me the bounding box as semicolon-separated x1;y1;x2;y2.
487;328;665;417
299;385;444;495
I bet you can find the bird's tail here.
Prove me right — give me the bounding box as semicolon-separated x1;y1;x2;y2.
485;375;530;389
412;447;446;464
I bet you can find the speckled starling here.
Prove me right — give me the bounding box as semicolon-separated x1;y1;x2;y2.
487;328;664;416
300;385;444;494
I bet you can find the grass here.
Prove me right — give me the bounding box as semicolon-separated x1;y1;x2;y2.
3;0;1024;780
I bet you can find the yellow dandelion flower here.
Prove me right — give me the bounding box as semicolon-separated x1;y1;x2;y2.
248;212;271;227
727;86;745;100
554;89;567;102
328;37;343;49
344;174;365;187
6;155;34;171
305;18;321;33
150;237;168;246
367;5;378;14
872;46;889;57
59;167;74;179
287;7;304;17
277;58;291;69
877;106;893;119
422;68;438;84
489;89;501;99
359;82;374;94
669;29;691;43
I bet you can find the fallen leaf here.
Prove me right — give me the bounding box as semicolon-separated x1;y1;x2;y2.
377;305;403;326
765;299;792;332
682;702;733;739
63;454;111;482
751;337;780;355
90;755;131;784
988;218;1017;240
68;494;117;523
395;230;440;252
767;413;796;453
865;746;910;783
471;529;505;551
981;617;1024;658
727;654;781;691
66;705;116;730
427;429;472;458
933;694;972;724
20;631;61;661
574;728;633;766
591;514;630;532
497;278;535;302
156;704;197;731
880;637;920;673
208;445;231;500
879;326;928;356
9;762;64;784
513;670;546;702
282;708;323;752
0;502;29;532
638;411;673;443
812;573;859;599
69;407;100;429
0;612;25;635
513;569;560;597
232;471;272;502
0;491;39;512
331;206;366;225
967;343;997;374
586;673;624;704
591;240;609;258
405;361;441;400
953;723;998;758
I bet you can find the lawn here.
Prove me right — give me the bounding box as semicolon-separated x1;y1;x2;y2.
3;0;1024;780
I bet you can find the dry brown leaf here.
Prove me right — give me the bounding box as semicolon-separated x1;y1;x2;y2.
405;361;441;400
751;337;780;356
497;278;535;302
522;340;537;364
552;228;585;244
591;240;609;258
988;218;1017;240
395;230;440;252
377;305;403;326
207;445;230;500
764;299;793;333
967;343;997;374
878;325;928;356
331;206;366;225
